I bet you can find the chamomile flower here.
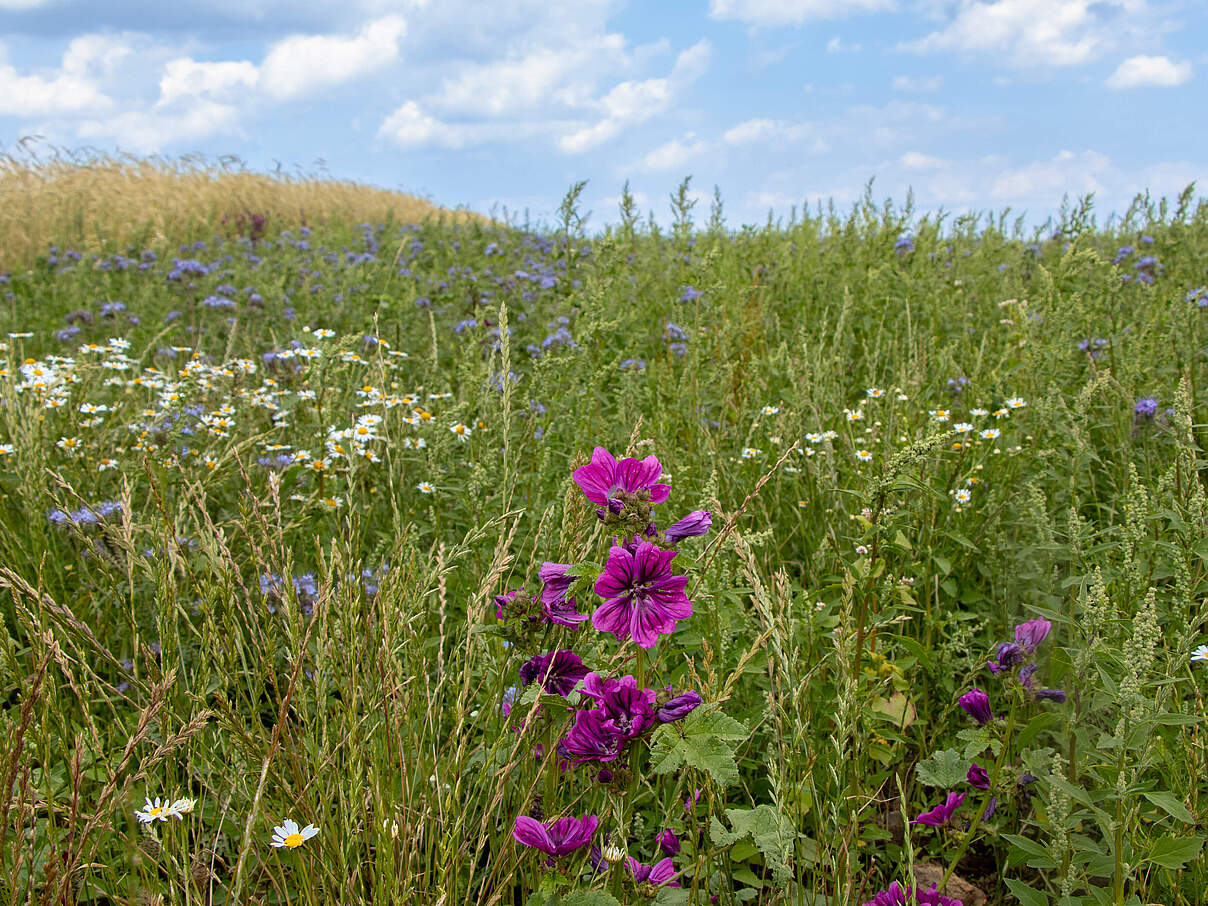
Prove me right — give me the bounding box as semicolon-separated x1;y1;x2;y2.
856;449;873;462
954;422;974;434
449;423;471;441
135;797;171;823
416;481;435;494
57;436;80;454
741;447;763;459
1190;645;1208;663
930;409;950;422
320;496;343;509
97;458;119;471
845;409;864;422
954;488;972;504
980;428;1001;440
805;432;823;444
1006;397;1026;409
0;444;13;456
865;388;885;398
970;408;989;417
270;818;319;849
761;405;780;416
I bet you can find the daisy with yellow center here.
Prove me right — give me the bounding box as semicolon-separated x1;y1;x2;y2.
135;797;170;823
270;818;319;849
856;449;873;462
450;423;471;441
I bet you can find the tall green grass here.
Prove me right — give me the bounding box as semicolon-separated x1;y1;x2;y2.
0;172;1205;906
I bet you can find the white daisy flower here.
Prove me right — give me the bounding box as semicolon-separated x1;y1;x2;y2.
270;818;319;849
135;797;171;823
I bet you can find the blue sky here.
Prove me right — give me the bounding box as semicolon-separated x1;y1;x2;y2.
1;0;1204;230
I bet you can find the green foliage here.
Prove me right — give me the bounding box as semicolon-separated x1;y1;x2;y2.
0;183;1206;906
649;706;749;788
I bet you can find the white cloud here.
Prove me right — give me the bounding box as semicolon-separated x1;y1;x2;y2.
891;74;943;92
77;100;241;152
432;34;627;116
558;40;710;153
723;117;796;145
902;0;1150;68
0;39;112;116
378;100;463;149
0;0;56;7
260;14;405;99
900;150;946;169
637;135;706;171
988;149;1112;199
825;36;862;52
709;0;895;26
1106;55;1191;88
159;58;260;105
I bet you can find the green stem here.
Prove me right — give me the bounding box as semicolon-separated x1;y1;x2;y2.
940;705;1016;890
1112;717;1130;906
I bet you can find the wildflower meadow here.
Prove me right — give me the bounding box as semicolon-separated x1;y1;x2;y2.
0;164;1206;906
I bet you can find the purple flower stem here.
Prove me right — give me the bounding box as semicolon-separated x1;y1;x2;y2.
939;703;1016;891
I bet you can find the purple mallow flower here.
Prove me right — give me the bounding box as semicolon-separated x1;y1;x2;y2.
581;673;657;739
593;541;693;649
627;856;680;887
958;688;994;725
663;510;712;545
657;828;680;856
1015;618;1051;652
913;791;965;827
987;641;1026;674
967;763;990;790
572;446;671;509
513;814;598;860
518;650;590;697
538;562;588;627
561;709;625;763
863;882;963;906
1035;688;1067;703
657;690;703;722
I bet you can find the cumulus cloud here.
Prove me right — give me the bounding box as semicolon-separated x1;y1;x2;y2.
637;134;707;171
377;100;463;149
77;100;241;152
432;33;627;116
558;39;711;153
901;0;1150;68
0;36;115;116
709;0;895;26
723;117;799;145
900;150;946;169
159;58;260;105
1106;55;1191;88
988;149;1112;199
260;14;405;99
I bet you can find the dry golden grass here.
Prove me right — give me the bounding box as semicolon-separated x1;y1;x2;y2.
0;145;477;271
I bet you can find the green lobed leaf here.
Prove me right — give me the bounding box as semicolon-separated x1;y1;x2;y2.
648;705;749;788
915;748;970;788
708;805;797;884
